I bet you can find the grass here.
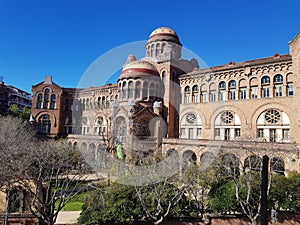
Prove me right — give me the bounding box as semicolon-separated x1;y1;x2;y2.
55;191;89;211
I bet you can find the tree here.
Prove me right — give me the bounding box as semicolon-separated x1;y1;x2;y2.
79;183;143;224
268;171;300;213
0;116;91;225
182;164;217;220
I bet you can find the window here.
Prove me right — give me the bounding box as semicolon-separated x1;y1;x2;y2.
251;87;258;99
221;111;234;124
192;85;198;103
283;129;290;140
122;82;127;99
149;83;155;98
219;81;226;89
274;85;282;97
38;114;51;134
142;82;148;99
274;74;283;83
261;76;270;84
265;109;281;124
270;129;276;142
7;189;21;213
257;129;264;138
215;128;220;137
184;86;190;93
44;88;50;109
240;88;247;99
37;93;43;108
287;83;293;96
50;94;56;109
210;91;216;102
262;86;270;98
229;80;236;88
135;81;141;99
181;128;185;136
185;95;190;104
128;81;134;99
229;90;236;100
201;91;207;102
197;128;202;138
219;91;226;101
161;71;166;86
234;128;241;137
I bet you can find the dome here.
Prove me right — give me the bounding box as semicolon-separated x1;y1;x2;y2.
147;27;181;45
119;60;159;80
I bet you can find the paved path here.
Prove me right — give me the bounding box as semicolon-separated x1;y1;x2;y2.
55;211;81;224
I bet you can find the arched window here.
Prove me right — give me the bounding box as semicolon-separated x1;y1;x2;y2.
256;109;290;143
142;82;148;99
44;88;50;109
184;86;191;104
37;93;43;109
149;83;155;98
192;85;198;103
181;113;202;139
261;76;270;98
228;80;236;88
128;81;134;99
50;94;56;109
219;81;226;89
161;71;166;86
273;74;283;83
135;81;141;99
122;81;127;99
261;76;270;84
95;116;106;136
214;111;241;140
274;74;283;97
101;96;105;109
38;114;51;134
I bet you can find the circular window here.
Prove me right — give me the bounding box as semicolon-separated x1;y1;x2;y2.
97;117;103;125
265;109;280;124
220;111;234;124
186;113;196;124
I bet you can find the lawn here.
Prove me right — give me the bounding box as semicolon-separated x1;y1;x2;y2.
55;191;88;211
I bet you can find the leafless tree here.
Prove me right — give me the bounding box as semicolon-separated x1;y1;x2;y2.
0;116;92;225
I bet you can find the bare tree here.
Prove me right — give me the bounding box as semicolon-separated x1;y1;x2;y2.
0;116;92;225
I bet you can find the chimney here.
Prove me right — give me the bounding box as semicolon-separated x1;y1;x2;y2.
44;76;53;84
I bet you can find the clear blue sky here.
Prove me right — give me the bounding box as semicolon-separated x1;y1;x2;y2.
0;0;300;93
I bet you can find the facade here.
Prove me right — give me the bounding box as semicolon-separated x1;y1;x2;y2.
0;80;32;115
31;27;300;173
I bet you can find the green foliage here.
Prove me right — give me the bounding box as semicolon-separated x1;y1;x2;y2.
208;180;238;214
78;183;143;224
268;171;300;212
8;104;31;120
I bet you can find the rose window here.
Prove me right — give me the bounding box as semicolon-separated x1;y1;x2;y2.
265;109;281;124
186;113;196;124
220;111;234;124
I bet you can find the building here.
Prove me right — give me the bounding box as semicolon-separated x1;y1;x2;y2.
31;27;300;173
0;80;32;115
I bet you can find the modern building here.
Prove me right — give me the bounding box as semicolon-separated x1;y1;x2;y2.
31;27;300;173
0;80;32;115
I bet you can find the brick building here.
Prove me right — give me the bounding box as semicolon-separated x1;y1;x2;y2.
31;27;300;173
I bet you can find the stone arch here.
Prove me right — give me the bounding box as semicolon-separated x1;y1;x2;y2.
210;106;247;139
199;151;215;169
180;112;202;139
251;103;293;142
249;77;258;86
180;107;207;127
182;150;197;169
270;157;285;174
244;155;262;171
238;78;248;88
